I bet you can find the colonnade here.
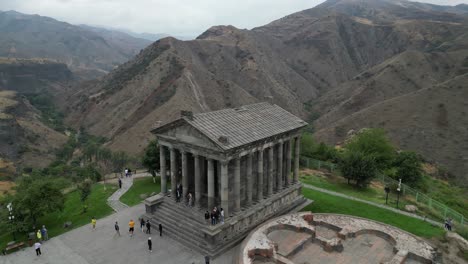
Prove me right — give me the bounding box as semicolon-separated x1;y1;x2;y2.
158;136;301;217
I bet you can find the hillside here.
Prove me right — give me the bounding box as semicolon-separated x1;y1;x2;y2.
0;10;151;78
64;0;468;185
0;58;74;173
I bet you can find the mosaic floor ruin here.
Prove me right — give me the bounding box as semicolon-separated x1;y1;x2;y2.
239;212;437;264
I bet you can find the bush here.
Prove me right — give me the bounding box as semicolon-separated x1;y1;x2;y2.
393;151;423;187
345;128;395;171
339;151;378;188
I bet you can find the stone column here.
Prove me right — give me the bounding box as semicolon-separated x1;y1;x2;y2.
234;158;241;212
221;160;229;217
246;152;253;205
207;159;215;210
277;141;283;191
286;140;292;186
268;146;274;196
294;136;301;183
194;154;201;207
181;151;188;199
159;145;167;193
170;147;177;199
257;149;264;200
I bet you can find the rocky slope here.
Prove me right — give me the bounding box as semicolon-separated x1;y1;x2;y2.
0;58;73;172
0;10;151;78
65;0;468;185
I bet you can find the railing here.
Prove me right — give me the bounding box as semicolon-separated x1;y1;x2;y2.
378;174;465;225
300;156;336;172
300;156;465;225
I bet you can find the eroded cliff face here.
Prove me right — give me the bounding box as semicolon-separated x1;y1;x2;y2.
0;59;72;171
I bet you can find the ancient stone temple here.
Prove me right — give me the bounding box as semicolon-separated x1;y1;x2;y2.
144;102;309;256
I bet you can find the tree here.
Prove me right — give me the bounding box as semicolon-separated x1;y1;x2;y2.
393;151;423;187
339;151;378;188
112;151;129;176
77;179;92;213
142;140;160;182
345;128;395;171
13;177;65;227
300;133;316;157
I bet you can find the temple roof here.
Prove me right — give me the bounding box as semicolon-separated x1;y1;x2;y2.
152;102;307;150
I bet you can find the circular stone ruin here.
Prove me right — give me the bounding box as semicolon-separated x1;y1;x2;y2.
237;212;438;264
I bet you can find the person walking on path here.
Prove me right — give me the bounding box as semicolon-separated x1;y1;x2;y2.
140;218;145;232
114;221;120;236
91;217;97;231
205;255;210;264
129;219;135;237
147;237;152;253
36;230;42;242
118;178;122;189
41;225;48;241
146;220;151;234
158;223;162;237
34;242;42;256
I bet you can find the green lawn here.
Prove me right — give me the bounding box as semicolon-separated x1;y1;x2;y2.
1;183;117;250
301;188;445;239
300;172;454;223
120;177;161;206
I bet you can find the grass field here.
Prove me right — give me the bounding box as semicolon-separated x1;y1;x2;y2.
0;183;117;250
301;188;445;239
120;177;161;206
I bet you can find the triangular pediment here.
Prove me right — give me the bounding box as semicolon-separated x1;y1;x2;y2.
154;120;223;151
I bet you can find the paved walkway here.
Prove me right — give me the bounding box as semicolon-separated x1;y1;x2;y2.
106;176;133;212
1;204;236;264
302;183;443;227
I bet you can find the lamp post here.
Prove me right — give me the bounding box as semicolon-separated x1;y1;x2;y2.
384;186;390;205
396;179;402;209
6;203;16;241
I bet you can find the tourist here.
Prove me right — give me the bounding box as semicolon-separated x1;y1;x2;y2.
205;211;210;224
205;255;210;264
448;218;453;231
124;168;129;177
34;242;42;256
159;223;163;237
128;168;132;177
118;178;122;189
36;229;42;242
146;219;151;234
41;225;48;241
91;217;97;230
188;192;193;207
211;211;216;225
129;219;135;237
140;218;145;232
115;221;120;236
220;208;224;224
148;237;152;252
214;207;219;223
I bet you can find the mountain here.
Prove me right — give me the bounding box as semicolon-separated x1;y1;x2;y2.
0;10;151;78
0;58;73;171
65;0;468;185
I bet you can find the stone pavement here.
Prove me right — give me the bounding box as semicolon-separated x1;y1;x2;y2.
302;183;443;227
1;204;236;264
106;176;133;211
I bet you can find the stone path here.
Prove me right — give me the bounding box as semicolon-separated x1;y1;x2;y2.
1;204;236;264
106;176;133;212
302;183;443;227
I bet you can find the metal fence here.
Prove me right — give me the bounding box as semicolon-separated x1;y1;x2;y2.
378;174;465;225
300;156;336;172
300;156;465;225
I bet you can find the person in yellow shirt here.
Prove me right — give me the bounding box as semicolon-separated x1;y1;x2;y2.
129;219;135;237
36;230;42;242
91;217;97;231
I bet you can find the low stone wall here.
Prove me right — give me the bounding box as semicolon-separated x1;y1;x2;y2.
238;212;438;264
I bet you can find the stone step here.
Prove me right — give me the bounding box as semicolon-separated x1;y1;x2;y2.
153;207;206;234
